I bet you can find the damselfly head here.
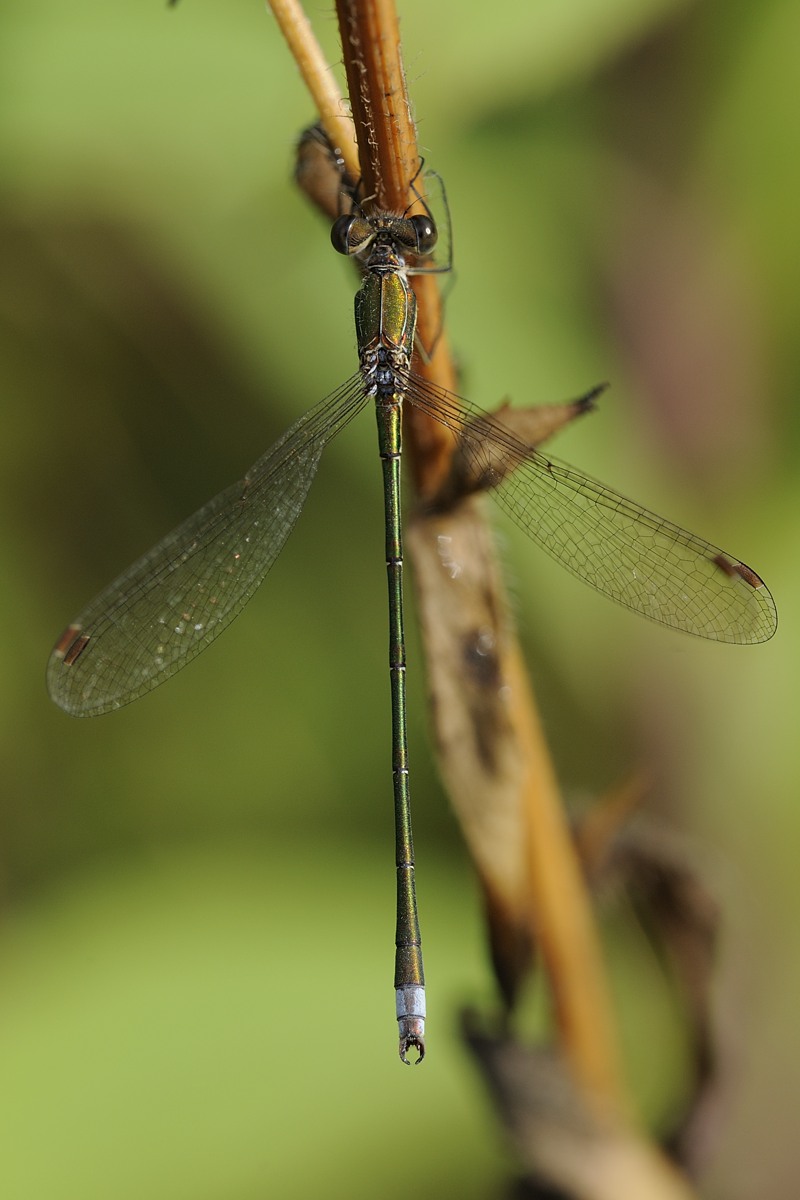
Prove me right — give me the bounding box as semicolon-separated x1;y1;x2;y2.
331;212;438;260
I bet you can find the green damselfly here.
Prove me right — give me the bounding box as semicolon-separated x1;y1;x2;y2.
47;188;777;1063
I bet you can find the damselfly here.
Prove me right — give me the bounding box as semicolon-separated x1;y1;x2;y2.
47;191;777;1063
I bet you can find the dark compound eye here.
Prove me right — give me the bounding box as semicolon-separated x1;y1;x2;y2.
409;214;437;255
330;214;374;256
330;214;356;255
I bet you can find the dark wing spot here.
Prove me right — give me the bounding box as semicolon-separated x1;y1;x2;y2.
713;554;765;590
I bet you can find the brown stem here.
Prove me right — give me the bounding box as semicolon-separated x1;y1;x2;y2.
332;0;630;1114
280;0;630;1120
268;0;359;181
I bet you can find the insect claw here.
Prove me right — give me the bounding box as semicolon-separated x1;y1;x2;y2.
399;1035;425;1065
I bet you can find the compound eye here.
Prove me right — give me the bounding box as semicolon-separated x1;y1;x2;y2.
331;214;373;256
409;214;437;255
330;214;356;255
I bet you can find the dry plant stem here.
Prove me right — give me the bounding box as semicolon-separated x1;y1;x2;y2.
335;0;455;493
274;0;643;1124
267;0;359;180
278;6;699;1191
335;0;416;208
575;771;652;877
331;0;629;1113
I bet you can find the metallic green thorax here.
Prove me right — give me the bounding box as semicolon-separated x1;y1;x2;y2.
354;270;417;359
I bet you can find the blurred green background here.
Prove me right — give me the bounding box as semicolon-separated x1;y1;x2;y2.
1;1;798;1196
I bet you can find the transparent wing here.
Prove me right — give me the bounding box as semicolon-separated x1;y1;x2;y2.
47;376;370;716
406;375;777;645
410;169;453;277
